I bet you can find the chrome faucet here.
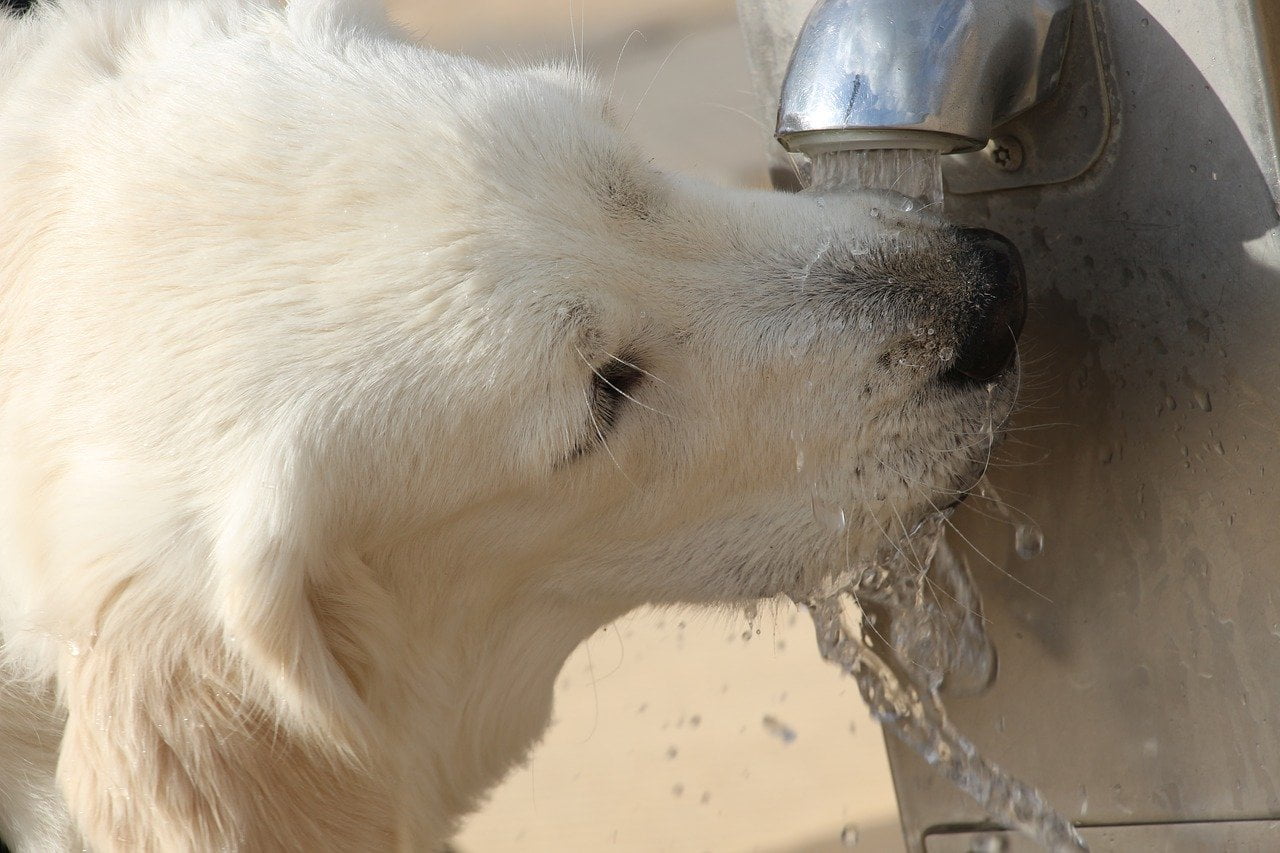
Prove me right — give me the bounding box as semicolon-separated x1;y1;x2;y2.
775;0;1075;158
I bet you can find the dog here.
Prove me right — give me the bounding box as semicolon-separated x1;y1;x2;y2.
0;0;1025;849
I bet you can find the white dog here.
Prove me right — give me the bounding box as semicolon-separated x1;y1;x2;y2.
0;0;1025;849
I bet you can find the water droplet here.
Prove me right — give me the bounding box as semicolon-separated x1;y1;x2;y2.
785;311;818;360
762;714;797;744
791;429;807;474
970;835;1008;853
741;631;752;642
869;207;882;220
1192;388;1212;411
840;823;860;847
939;346;955;362
68;641;81;657
1015;523;1044;559
811;495;848;533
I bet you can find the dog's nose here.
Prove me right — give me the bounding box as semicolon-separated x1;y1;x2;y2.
943;228;1027;385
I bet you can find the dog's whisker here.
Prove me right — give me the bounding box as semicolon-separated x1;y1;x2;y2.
607;29;646;106
574;346;678;421
897;483;993;626
567;0;581;74
704;101;767;132
963;488;1043;527
583;389;639;489
623;33;695;132
602;349;667;386
938;512;1053;603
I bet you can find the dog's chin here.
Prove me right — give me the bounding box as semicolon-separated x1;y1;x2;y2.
783;477;981;605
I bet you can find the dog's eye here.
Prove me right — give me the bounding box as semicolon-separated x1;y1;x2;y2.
589;357;646;432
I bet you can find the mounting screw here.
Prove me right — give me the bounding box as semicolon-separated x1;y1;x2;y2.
986;135;1025;172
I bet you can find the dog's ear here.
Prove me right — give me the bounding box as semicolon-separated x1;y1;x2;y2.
210;447;397;747
56;450;402;849
56;588;399;850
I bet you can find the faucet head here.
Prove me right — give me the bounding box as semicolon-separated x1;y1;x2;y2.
775;0;1074;157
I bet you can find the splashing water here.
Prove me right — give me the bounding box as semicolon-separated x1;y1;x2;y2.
807;149;945;209
1015;524;1045;560
796;145;1079;850
797;509;1085;852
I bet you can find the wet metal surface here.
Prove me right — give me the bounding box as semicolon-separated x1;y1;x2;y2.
924;820;1280;852
740;0;1280;848
775;0;1073;156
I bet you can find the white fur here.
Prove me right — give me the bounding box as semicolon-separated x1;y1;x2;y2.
0;1;1015;849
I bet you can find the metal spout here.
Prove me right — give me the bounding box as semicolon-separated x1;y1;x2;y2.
775;0;1075;157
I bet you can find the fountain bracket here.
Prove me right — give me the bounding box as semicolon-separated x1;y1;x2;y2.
946;0;1113;195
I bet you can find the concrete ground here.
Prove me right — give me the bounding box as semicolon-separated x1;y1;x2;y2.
387;2;906;850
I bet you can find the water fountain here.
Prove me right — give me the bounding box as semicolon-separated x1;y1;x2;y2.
751;1;1086;847
741;0;1280;849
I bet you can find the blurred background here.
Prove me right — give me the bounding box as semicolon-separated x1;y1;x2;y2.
386;2;905;850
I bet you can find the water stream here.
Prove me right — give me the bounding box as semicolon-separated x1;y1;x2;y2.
797;505;1084;852
798;149;1085;852
807;149;945;209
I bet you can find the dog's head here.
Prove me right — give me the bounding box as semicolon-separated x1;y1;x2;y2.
0;4;1030;847
302;56;1026;608
5;1;1024;627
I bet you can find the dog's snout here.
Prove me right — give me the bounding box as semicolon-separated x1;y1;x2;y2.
943;228;1027;385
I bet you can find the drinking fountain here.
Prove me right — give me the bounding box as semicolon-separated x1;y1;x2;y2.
737;0;1280;849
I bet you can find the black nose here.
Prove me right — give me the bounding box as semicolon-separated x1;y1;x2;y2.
943;228;1027;385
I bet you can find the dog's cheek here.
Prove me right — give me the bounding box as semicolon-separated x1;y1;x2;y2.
54;591;399;852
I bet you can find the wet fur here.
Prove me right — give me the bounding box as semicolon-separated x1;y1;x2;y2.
0;0;1015;849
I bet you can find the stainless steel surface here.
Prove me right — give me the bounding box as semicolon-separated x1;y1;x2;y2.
774;0;1074;156
944;0;1111;194
737;0;1280;849
924;821;1280;852
886;0;1280;848
738;0;1110;193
